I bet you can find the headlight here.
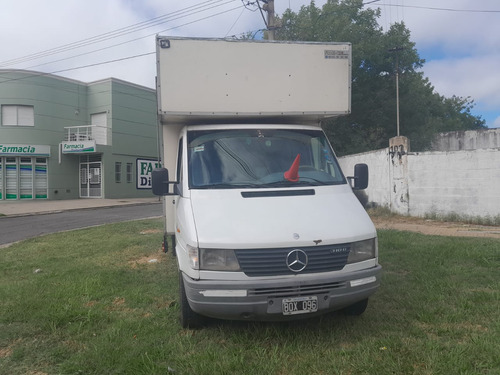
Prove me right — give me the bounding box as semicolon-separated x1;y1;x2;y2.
200;249;241;271
347;238;377;264
187;244;199;269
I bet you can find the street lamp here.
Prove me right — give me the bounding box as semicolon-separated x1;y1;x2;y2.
388;47;405;137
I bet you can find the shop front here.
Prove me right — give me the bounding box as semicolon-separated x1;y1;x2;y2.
0;144;50;200
1;70;159;202
60;131;101;199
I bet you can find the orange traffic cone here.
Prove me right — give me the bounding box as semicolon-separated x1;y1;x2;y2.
284;154;301;182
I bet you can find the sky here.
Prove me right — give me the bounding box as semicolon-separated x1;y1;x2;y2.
1;0;499;128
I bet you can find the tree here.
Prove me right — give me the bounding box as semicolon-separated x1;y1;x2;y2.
273;0;485;155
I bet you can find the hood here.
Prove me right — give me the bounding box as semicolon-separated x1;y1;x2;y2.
190;185;376;249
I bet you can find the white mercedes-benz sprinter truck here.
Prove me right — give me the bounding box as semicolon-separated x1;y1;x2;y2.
152;37;381;328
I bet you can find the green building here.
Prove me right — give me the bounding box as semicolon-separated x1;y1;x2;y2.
0;70;159;200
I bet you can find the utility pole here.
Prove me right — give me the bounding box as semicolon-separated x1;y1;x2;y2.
261;0;277;40
388;47;405;137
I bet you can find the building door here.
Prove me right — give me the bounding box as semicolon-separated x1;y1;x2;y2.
80;155;102;198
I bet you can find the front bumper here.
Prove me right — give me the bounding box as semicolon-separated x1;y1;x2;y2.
182;265;382;321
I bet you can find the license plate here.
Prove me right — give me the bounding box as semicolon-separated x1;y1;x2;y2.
282;296;318;315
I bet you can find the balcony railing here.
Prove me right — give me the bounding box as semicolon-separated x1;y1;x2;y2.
64;125;109;145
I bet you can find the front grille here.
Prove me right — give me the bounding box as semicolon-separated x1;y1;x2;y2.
248;281;346;298
235;244;350;277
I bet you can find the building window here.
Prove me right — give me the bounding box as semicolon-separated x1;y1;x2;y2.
91;112;109;145
115;162;122;183
19;157;33;199
126;163;133;183
5;157;17;199
1;105;34;126
35;158;48;199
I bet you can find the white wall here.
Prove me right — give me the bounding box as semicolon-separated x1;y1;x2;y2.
408;149;500;217
431;128;500;151
338;135;500;219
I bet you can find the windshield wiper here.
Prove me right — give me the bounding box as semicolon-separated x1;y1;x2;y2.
194;182;262;189
195;179;331;189
260;180;325;188
298;177;331;185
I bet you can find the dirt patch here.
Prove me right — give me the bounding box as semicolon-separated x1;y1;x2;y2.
371;215;500;239
128;248;164;268
84;300;98;307
140;229;162;235
63;340;87;351
0;338;22;358
106;297;132;313
128;254;162;268
112;297;126;306
0;346;13;358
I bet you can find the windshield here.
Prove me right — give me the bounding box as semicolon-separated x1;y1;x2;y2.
188;128;346;189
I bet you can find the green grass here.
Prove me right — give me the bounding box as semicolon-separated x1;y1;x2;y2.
1;220;499;374
367;205;500;227
423;211;500;227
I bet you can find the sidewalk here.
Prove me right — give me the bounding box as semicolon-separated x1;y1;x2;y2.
0;197;161;217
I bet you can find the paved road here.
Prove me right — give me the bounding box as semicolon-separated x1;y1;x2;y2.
0;203;163;247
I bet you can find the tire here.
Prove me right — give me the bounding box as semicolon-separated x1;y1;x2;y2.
179;272;205;329
170;235;176;257
343;298;368;316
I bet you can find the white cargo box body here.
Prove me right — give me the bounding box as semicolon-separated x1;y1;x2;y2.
156;36;351;125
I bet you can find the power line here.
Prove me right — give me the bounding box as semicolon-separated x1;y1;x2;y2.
50;52;156;75
0;3;246;86
0;0;231;67
0;0;239;68
0;52;155;85
225;7;247;37
22;2;243;72
375;3;500;13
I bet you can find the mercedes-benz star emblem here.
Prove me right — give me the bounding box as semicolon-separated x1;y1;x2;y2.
286;249;308;272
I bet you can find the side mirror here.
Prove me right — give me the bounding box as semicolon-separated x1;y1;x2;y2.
152;168;171;196
352;163;368;190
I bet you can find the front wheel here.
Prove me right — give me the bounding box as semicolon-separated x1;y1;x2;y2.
343;298;368;316
179;272;205;329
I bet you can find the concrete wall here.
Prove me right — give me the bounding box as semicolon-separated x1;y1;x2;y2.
338;131;500;219
431;128;500;151
407;149;500;217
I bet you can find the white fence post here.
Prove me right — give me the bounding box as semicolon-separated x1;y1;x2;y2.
388;136;410;215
